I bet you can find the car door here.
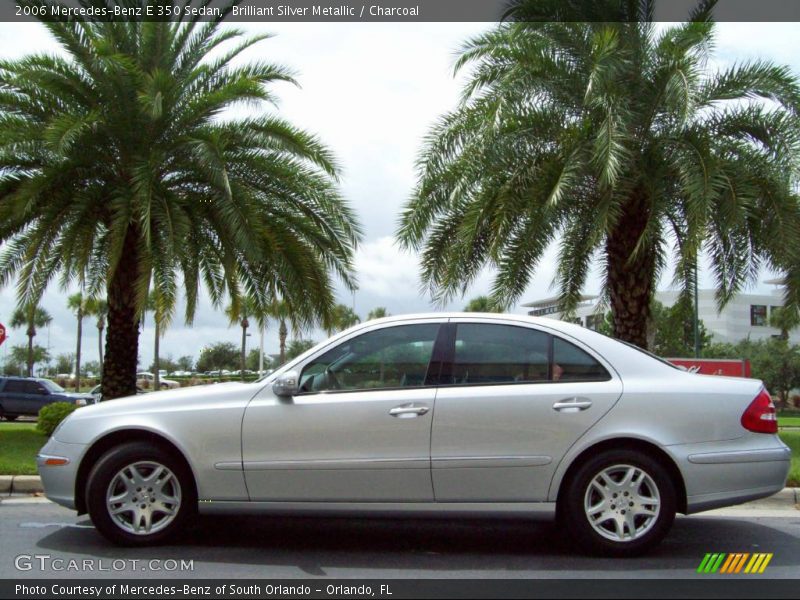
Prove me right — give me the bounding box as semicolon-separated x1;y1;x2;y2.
430;319;623;502
242;320;443;502
0;379;27;414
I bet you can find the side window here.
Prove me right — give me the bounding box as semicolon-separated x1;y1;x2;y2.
299;323;440;393
4;380;26;393
553;337;610;382
22;381;45;394
451;324;550;385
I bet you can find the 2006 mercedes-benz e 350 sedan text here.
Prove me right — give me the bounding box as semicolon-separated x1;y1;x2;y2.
38;314;790;555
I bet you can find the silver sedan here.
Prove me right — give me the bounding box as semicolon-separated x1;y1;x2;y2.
37;313;790;555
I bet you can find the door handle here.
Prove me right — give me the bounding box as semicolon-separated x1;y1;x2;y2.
389;404;430;418
553;397;593;412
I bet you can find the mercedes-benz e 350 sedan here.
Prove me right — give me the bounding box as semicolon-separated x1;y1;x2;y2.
38;314;790;555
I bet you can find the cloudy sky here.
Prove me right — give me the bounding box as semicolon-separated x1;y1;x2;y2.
0;21;798;370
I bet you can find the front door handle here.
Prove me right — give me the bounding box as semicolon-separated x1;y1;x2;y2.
553;397;593;412
389;403;430;418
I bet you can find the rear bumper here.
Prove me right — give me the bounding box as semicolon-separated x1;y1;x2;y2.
670;438;791;514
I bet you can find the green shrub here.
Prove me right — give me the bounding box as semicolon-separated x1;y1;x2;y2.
37;402;78;437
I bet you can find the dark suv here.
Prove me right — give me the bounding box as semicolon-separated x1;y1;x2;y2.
0;377;95;420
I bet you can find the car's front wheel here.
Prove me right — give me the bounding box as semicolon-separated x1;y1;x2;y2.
86;442;195;546
559;449;676;557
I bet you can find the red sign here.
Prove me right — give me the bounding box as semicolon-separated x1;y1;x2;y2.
667;358;751;378
0;322;6;346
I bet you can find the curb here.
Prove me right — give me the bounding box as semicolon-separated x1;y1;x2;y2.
1;475;798;508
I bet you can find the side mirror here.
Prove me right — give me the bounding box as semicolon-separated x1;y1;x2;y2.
272;370;300;398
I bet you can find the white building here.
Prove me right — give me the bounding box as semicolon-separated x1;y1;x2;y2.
522;283;800;345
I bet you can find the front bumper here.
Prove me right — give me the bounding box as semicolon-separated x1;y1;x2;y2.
36;437;88;510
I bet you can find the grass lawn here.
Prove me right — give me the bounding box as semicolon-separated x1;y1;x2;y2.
779;417;800;427
1;421;799;487
780;429;800;488
0;422;47;476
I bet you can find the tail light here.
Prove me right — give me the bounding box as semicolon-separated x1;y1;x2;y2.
741;388;778;434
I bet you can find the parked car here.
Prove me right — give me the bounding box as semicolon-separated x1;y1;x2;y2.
37;314;790;554
0;377;95;420
135;372;179;390
89;385;146;403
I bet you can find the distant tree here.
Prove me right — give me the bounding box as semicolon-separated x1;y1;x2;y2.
85;297;107;369
246;348;272;372
7;344;49;376
770;306;800;341
649;299;712;357
463;296;504;313
195;343;240;375
366;307;390;320
9;305;52;376
327;304;360;334
148;355;179;375
82;360;101;378
286;340;316;362
54;353;75;376
66;293;90;391
176;355;195;372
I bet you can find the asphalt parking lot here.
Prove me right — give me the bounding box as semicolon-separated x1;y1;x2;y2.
1;498;799;579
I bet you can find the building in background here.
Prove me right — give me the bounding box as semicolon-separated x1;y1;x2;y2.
522;282;800;345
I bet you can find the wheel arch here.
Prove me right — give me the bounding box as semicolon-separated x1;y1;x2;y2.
553;438;687;515
75;429;197;515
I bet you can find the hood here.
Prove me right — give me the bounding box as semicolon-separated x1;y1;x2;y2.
70;380;262;419
60;391;94;399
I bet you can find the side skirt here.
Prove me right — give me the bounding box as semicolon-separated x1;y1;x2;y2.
198;500;556;520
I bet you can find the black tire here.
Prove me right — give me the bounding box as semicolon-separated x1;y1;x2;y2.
559;449;676;557
86;441;196;546
4;414;18;422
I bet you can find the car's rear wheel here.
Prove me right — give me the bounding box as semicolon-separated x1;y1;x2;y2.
559;449;676;557
3;414;18;421
86;442;195;546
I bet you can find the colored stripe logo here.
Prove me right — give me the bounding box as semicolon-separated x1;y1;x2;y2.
697;553;773;574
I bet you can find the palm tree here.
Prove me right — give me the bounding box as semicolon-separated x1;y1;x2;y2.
267;299;292;366
0;3;361;398
86;297;108;368
66;292;89;391
327;304;361;334
366;307;390;320
144;290;173;390
225;296;267;381
397;0;800;349
464;296;504;313
9;304;52;377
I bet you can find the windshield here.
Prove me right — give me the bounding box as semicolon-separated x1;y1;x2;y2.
40;380;65;393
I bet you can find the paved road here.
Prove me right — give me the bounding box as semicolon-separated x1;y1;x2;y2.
1;498;800;579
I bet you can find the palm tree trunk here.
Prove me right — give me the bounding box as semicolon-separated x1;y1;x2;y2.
606;194;655;350
154;320;160;390
101;228;141;400
240;321;247;381
97;320;104;368
26;325;35;377
74;306;82;391
279;319;287;365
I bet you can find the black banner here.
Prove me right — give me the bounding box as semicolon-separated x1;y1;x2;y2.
3;579;800;599
4;0;800;23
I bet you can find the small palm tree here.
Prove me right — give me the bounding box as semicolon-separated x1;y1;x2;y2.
226;296;268;381
9;304;52;377
398;0;800;349
328;304;361;334
366;307;390;320
86;298;108;368
0;4;361;398
144;290;173;390
66;292;89;390
267;299;292;366
463;296;504;313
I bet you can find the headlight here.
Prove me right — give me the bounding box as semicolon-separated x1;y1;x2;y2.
74;398;87;407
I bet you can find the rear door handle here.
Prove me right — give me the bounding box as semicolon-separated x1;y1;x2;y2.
389;403;430;418
553;397;593;412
